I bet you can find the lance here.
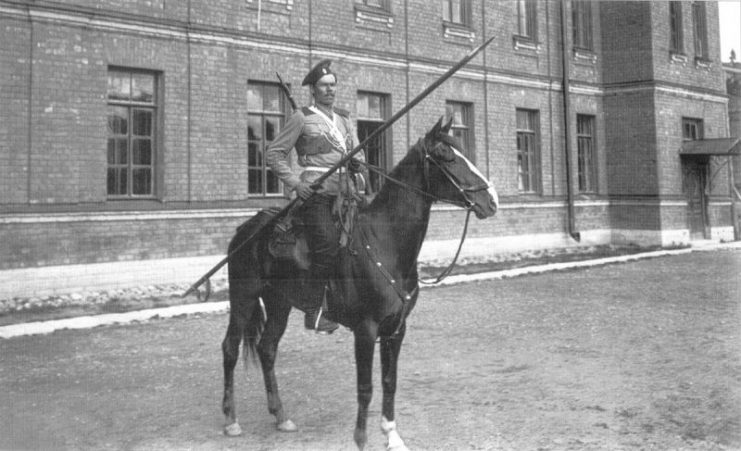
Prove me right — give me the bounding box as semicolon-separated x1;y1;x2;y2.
182;36;495;298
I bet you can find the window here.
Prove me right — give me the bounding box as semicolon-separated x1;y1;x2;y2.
692;1;709;60
442;0;472;26
669;2;684;54
577;115;597;193
247;82;287;195
517;0;537;41
445;101;475;163
357;91;391;192
106;69;158;198
682;118;704;141
362;0;390;10
572;1;593;51
516;109;540;193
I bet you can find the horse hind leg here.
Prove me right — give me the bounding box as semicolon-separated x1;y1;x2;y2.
256;287;297;432
221;280;262;437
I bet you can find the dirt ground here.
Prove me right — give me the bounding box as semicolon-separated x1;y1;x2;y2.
1;249;739;450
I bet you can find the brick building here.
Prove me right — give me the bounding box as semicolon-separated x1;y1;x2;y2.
0;1;737;291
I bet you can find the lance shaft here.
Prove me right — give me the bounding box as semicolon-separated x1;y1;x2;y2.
182;36;494;298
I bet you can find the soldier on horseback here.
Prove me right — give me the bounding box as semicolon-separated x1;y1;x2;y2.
266;59;368;333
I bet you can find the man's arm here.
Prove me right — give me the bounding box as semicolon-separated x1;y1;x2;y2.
266;111;304;190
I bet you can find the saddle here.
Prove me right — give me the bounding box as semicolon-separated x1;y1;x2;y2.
267;193;361;265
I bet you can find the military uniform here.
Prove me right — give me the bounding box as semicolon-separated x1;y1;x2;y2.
266;60;366;333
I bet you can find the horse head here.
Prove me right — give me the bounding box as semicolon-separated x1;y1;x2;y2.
422;117;498;219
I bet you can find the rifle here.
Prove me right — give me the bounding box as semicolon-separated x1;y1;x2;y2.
183;36;496;298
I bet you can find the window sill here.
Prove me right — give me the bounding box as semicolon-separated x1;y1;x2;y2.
442;21;475;42
669;51;688;64
354;4;394;29
573;48;597;65
694;57;712;70
513;35;540;53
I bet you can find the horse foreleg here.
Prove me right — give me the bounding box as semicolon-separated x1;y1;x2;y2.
222;309;249;436
353;320;378;450
256;293;297;432
380;328;409;451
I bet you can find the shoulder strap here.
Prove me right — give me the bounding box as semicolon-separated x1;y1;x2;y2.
333;107;350;118
301;106;315;116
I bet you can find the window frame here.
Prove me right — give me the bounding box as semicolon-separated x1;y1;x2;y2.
515;108;541;194
669;1;684;54
572;0;593;51
356;90;391;192
576;114;597;194
516;0;538;42
445;101;476;163
692;1;709;61
106;68;159;200
442;0;473;27
682;117;704;141
246;81;289;197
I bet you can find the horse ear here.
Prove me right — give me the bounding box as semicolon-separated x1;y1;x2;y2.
428;116;444;138
441;116;454;134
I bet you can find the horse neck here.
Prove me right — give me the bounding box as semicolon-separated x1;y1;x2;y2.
367;150;433;267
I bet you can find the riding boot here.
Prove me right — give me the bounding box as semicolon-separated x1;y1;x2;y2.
303;277;338;333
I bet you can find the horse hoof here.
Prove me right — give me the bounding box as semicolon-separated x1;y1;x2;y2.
276;419;298;432
224;422;243;436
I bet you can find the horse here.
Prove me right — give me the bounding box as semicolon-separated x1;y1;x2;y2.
220;117;498;450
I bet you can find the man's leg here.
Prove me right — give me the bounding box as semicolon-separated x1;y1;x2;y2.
300;194;339;333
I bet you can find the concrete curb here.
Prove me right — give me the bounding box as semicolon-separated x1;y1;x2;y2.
1;242;738;339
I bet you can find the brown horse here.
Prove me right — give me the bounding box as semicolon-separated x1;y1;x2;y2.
221;117;498;450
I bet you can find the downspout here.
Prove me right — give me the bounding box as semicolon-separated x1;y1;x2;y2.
404;0;411;150
560;0;580;241
481;0;490;179
186;0;192;203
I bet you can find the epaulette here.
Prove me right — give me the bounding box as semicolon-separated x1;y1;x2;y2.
333;107;350;118
301;106;314;116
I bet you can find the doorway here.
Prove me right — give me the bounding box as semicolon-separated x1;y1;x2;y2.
682;157;709;239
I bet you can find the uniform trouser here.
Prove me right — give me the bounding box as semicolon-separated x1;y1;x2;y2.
299;193;339;310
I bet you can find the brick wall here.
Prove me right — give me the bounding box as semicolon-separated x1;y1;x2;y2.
0;0;734;271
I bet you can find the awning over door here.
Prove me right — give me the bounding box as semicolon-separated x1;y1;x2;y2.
680;137;741;156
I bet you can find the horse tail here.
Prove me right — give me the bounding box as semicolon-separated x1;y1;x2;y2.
241;296;265;369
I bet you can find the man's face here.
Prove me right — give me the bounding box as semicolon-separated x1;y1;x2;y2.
312;74;337;108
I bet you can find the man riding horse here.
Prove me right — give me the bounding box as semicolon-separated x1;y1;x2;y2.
266;59;368;333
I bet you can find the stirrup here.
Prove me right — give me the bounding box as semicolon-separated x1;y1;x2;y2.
306;307;338;334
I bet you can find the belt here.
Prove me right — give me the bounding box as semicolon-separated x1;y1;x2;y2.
302;166;346;174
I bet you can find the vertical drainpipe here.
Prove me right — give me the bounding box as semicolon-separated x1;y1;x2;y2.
481;0;490;179
560;0;580;242
186;0;192;203
26;5;34;204
404;0;410;150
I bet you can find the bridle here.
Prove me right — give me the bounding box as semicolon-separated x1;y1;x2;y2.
356;136;493;284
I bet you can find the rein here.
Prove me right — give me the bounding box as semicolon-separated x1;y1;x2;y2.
354;142;482;286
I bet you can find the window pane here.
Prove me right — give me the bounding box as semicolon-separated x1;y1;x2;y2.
248;116;262;141
107;107;128;135
132;110;153;136
248;168;263;194
133;139;152;165
442;0;450;21
248;142;261;167
247;86;263;111
107;72;130;101
107;168;127;195
367;95;381;119
263;85;281;112
132;168;152;195
452;0;461;23
266;170;280;193
265;116;280;141
131;73;154;103
115;139;128;164
357;94;369;118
